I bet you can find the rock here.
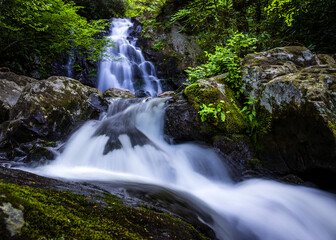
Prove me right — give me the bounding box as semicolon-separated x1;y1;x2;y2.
135;18;200;88
0;167;214;239
158;91;175;98
0;67;10;72
212;135;265;180
0;74;108;162
103;88;136;99
241;46;336;185
242;46;317;99
165;74;247;142
0;202;24;237
165;100;204;142
316;54;336;65
0;72;36;123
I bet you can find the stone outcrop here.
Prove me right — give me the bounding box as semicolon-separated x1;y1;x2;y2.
164;47;336;187
51;53;98;87
164;75;255;180
103;88;136;99
0;72;108;162
241;46;336;186
134;16;200;88
0;72;36;123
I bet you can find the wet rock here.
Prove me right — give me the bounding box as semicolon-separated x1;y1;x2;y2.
164;75;247;142
135;18;200;89
103;88;136;99
51;53;98;87
158;91;176;98
212;135;264;180
165;100;204;142
242;46;317;99
241;46;336;184
0;74;108;162
0;202;24;237
0;71;36;124
0;167;214;239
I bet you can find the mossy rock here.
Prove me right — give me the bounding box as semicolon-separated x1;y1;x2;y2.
0;75;107;162
0;182;209;240
184;77;247;135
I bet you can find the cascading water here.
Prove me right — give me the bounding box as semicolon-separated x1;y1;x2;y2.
66;53;74;79
27;97;336;240
97;18;162;97
19;18;336;240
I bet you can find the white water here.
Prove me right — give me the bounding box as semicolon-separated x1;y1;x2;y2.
26;98;336;240
97;18;162;96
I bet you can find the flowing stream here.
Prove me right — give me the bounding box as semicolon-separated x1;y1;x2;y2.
97;18;162;96
23;19;336;240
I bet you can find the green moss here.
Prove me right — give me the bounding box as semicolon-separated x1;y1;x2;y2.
327;121;336;140
0;182;209;240
185;82;247;134
250;158;261;166
184;82;222;109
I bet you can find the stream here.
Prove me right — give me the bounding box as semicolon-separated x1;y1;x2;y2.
22;18;336;240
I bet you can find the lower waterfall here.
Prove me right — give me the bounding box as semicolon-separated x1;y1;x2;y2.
25;98;336;240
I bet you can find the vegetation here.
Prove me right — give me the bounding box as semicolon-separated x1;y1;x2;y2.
0;0;112;76
0;182;209;239
72;0;126;20
125;0;167;18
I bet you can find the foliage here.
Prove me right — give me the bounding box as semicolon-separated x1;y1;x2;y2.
186;32;257;96
265;0;308;26
125;0;166;18
240;97;259;134
170;0;237;49
199;101;230;124
151;39;164;51
72;0;126;20
0;0;111;75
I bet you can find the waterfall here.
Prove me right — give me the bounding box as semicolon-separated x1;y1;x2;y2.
26;98;336;240
66;52;74;79
97;18;162;97
20;18;336;240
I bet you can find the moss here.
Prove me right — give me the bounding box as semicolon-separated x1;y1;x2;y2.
185;82;247;134
0;182;209;240
184;82;223;110
327;121;336;140
250;158;261;166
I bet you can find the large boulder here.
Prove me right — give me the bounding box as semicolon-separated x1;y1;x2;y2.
241;46;336;186
0;74;108;162
0;72;36;123
164;76;257;180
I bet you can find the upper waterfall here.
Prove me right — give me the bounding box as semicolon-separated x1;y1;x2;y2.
97;18;162;97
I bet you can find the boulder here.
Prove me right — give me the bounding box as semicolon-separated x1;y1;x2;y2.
158;91;176;98
0;71;36;123
103;88;136;99
164;75;256;180
0;74;108;162
241;46;336;185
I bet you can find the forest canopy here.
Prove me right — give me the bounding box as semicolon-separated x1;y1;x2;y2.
0;0;113;75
